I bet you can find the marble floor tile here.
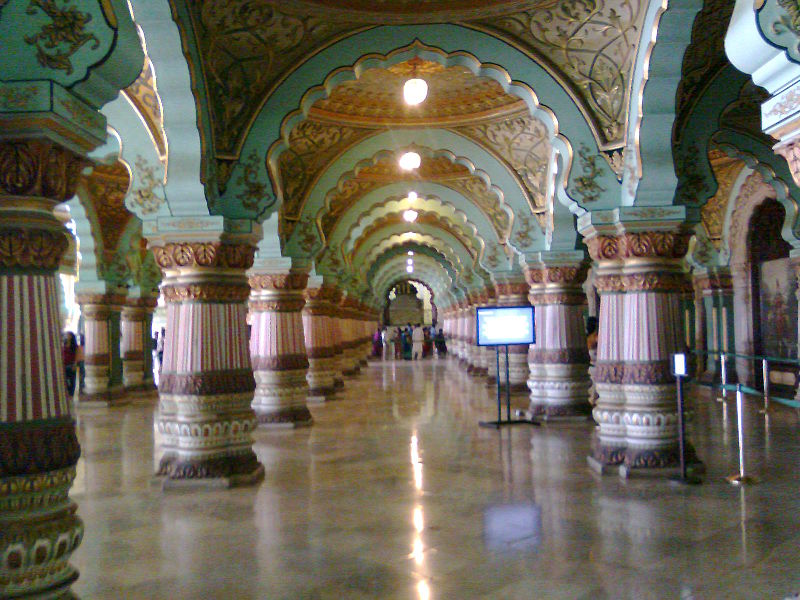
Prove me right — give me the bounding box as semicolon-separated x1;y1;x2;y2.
68;359;800;599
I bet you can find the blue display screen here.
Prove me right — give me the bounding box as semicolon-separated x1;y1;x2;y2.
476;306;535;346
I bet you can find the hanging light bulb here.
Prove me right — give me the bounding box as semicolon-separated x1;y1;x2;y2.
399;151;421;171
407;258;413;266
407;251;414;256
403;77;428;105
406;264;414;273
403;209;418;223
407;191;418;202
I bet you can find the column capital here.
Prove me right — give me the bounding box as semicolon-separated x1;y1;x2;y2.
584;229;692;263
152;240;257;272
249;272;308;292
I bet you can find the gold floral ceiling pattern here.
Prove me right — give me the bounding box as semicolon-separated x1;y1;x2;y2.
701;149;746;249
175;0;649;164
311;60;525;127
123;57;167;160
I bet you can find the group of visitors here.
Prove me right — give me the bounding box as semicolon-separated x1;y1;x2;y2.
372;324;448;360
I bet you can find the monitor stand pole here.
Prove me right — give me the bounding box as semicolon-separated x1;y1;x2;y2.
479;345;539;428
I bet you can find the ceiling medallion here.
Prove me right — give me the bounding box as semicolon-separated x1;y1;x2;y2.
399;151;421;170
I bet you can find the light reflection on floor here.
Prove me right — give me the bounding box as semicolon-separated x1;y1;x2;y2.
70;358;800;599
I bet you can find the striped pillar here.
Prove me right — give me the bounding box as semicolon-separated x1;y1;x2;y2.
249;272;312;427
121;297;157;392
77;293;126;405
1;139;86;599
303;285;337;402
455;303;466;364
466;294;483;375
151;241;263;486
494;280;531;392
527;265;592;419
340;298;361;377
326;287;345;388
586;231;690;472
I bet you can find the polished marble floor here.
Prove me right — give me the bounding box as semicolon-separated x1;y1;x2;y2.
70;359;800;599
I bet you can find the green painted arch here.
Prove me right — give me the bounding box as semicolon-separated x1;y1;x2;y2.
673;65;750;218
344;209;485;271
66;197;104;290
373;256;454;301
367;243;459;289
222;27;615;219
285;131;540;256
355;224;483;284
632;0;706;207
710;138;800;263
330;184;503;258
356;232;476;291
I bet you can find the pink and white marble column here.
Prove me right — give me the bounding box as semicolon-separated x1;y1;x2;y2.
121;296;157;392
249;272;312;427
1;140;85;598
466;293;483;375
327;287;346;388
586;231;690;471
526;264;592;418
77;292;126;405
340;297;361;376
150;240;263;485
303;284;338;402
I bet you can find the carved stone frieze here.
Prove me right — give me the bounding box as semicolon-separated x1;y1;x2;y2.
80;161;133;260
621;271;687;293
0;139;87;203
152;242;256;270
249;297;306;313
0;228;69;271
162;282;251;303
249;272;309;292
585;231;691;261
528;291;587;306
525;265;589;286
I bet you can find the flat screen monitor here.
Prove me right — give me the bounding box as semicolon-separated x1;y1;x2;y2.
476;305;535;346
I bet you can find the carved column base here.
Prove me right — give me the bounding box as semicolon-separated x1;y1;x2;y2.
77;386;127;407
157;450;264;489
528;362;592;419
306;356;338;402
620;382;678;469
252;369;313;428
589;380;626;468
0;469;84;599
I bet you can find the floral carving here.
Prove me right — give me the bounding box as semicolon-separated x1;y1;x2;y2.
152;242;256;270
128;155;165;215
249;272;308;292
476;0;647;146
236;149;272;214
0;228;69;270
162;282;251;303
0;85;38;109
0;139;85;201
512;214;536;248
24;0;100;75
573;144;606;203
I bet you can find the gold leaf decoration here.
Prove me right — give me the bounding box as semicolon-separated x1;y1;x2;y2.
24;0;100;75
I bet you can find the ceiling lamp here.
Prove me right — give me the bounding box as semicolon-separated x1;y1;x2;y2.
407;258;413;265
407;191;418;202
403;209;418;223
403;77;428;105
408;251;414;256
399;151;421;171
406;264;414;273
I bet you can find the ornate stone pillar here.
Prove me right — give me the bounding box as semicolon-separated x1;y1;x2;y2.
466;294;482;375
0;139;86;599
527;263;592;418
494;278;531;392
692;273;708;378
77;292;126;405
303;283;337;402
150;240;264;485
456;302;468;366
477;289;495;376
694;269;734;382
731;262;755;385
249;272;313;427
121;296;157;392
340;298;361;376
587;231;690;472
327;287;346;388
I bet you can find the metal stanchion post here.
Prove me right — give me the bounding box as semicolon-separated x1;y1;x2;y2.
727;384;758;485
717;353;728;403
669;353;701;485
759;358;770;414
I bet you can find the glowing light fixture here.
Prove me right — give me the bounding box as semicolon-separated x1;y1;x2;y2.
408;251;414;256
403;77;428;105
399;151;421;171
403;209;418;223
407;191;418;202
406;264;414;273
407;258;413;266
